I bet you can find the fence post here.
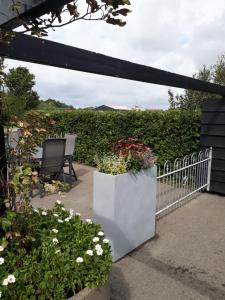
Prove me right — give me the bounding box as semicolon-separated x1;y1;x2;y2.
206;147;213;192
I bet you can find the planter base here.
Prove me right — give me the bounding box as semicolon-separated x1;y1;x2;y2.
93;167;157;261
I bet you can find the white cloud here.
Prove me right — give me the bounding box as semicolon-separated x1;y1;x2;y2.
6;0;225;109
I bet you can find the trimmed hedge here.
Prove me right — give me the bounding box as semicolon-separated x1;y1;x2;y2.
52;109;201;166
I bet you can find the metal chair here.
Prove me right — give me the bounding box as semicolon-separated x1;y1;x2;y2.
37;138;66;197
64;134;78;182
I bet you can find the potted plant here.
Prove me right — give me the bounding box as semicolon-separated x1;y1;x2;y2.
0;202;112;299
93;138;157;261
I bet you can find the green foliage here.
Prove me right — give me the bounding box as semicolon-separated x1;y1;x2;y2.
52;109;201;166
4;67;39;117
37;98;74;112
168;53;225;110
0;203;112;299
95;154;127;175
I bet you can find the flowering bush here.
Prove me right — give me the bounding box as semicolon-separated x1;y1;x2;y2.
95;154;127;175
0;202;112;299
95;137;155;175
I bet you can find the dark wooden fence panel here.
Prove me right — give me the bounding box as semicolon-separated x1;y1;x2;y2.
200;98;225;194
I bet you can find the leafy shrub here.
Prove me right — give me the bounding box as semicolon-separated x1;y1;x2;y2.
52;109;201;166
113;137;155;172
0;202;112;299
95;154;127;175
96;137;155;175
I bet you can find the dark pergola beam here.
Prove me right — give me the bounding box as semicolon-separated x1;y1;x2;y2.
1;0;72;29
0;33;225;96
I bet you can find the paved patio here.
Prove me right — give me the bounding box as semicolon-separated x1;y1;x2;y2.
31;164;225;300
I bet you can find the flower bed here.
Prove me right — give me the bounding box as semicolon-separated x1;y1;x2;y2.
0;202;112;299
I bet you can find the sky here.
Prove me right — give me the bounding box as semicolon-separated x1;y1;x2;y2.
5;0;225;109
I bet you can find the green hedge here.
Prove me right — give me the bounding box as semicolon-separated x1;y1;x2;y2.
52;109;201;166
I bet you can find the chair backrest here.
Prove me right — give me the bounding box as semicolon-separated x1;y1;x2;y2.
65;134;77;156
8;129;21;149
41;138;66;175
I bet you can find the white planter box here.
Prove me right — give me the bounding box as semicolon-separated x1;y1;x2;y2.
93;166;156;261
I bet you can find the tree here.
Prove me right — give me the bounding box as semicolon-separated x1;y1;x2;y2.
1;0;131;39
4;66;40;116
168;55;225;110
38;98;74;111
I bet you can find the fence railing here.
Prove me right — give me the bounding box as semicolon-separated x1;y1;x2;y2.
156;147;212;218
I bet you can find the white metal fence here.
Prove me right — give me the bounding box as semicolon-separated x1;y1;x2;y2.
156;147;212;218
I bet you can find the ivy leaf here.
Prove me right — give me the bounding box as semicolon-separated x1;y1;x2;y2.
112;8;131;16
106;16;126;26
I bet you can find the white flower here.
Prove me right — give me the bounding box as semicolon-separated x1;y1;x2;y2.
103;238;109;244
53;213;59;217
0;290;2;298
33;208;39;213
95;244;102;251
7;275;16;284
52;229;58;234
52;238;59;244
55;249;61;254
41;211;47;216
0;247;3;252
75;212;81;217
2;279;8;286
86;250;93;256
56;200;61;205
96;248;103;256
86;219;92;224
61;207;66;211
93;237;99;243
0;258;4;265
76;257;83;263
57;219;63;223
98;231;104;236
69;209;74;216
65;217;70;222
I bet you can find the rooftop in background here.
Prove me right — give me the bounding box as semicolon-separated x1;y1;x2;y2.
93;105;149;112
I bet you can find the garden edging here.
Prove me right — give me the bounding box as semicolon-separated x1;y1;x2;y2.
68;280;110;300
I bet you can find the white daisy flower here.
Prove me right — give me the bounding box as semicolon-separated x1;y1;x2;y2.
96;248;103;256
52;238;59;244
98;231;104;236
76;257;83;263
2;279;8;286
93;237;99;243
55;249;61;254
103;238;109;244
95;244;102;251
41;211;47;216
69;209;74;216
0;247;4;252
65;217;70;222
7;275;16;284
0;258;4;265
53;213;59;217
86;250;93;256
57;219;63;223
86;219;92;224
61;207;66;211
52;229;58;234
75;212;81;217
33;208;39;213
56;200;61;205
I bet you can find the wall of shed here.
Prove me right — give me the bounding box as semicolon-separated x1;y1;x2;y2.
200;98;225;194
